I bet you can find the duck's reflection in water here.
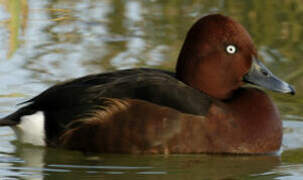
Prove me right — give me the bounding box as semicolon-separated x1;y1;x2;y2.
8;143;282;179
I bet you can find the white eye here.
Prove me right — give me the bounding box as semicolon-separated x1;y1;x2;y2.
226;45;237;54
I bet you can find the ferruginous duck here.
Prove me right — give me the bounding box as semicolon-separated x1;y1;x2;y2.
0;14;295;154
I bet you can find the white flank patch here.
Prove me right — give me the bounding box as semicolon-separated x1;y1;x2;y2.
14;111;46;146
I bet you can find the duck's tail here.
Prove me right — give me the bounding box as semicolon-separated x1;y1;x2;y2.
0;106;36;126
0;116;18;126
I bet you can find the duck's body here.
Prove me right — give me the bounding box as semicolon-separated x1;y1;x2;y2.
0;14;295;154
7;69;211;147
59;87;282;154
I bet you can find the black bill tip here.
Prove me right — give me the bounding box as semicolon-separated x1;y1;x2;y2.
289;85;296;95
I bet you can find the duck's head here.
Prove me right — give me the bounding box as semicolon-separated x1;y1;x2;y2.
176;14;295;99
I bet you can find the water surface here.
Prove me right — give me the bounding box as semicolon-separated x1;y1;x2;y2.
0;0;303;179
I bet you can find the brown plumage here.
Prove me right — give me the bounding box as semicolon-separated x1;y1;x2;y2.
0;14;294;154
59;88;281;154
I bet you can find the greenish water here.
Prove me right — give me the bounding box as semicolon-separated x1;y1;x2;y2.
0;0;303;179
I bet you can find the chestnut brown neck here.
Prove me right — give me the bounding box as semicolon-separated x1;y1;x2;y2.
203;88;282;153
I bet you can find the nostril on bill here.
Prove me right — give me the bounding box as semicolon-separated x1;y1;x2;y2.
261;70;269;77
